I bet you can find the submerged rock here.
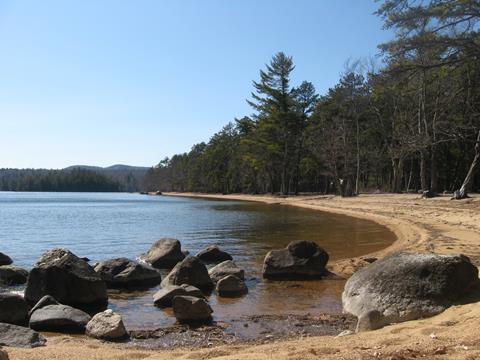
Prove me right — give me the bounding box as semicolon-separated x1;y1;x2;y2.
140;238;185;269
161;256;214;291
0;253;12;266
94;257;161;289
208;260;245;283
342;252;479;332
24;248;108;309
0;323;46;348
153;284;204;308
262;240;329;280
172;295;213;324
0;294;28;325
196;245;233;264
0;266;28;285
86;309;128;340
216;275;248;297
29;304;91;333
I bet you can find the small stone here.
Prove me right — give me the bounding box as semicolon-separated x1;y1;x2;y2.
216;275;248;297
172;295;213;323
86;310;128;340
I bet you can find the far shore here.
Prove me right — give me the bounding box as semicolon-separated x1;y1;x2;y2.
7;193;480;360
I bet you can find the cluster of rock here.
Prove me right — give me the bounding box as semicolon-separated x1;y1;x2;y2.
0;252;29;286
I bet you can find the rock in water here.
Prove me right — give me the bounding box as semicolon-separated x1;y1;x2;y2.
161;256;214;291
342;252;479;332
139;238;185;269
216;275;248;297
29;304;92;333
208;260;245;282
153;284;204;308
196;245;233;264
262;240;329;280
0;266;28;285
86;309;128;340
0;323;46;348
172;295;213;323
0;253;12;266
24;248;108;309
94;257;161;289
0;294;28;325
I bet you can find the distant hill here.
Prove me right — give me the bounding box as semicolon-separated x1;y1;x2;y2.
64;164;149;172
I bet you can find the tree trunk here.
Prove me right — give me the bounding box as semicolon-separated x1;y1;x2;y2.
420;151;427;191
453;130;480;199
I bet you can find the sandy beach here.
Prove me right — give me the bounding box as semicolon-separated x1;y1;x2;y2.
6;193;480;360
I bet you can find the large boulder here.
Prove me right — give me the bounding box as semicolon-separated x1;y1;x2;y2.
172;295;213;324
85;309;128;340
262;240;329;280
140;238;185;269
196;245;233;264
216;275;248;297
0;253;12;266
0;323;45;348
94;258;161;289
0;294;28;325
342;252;479;332
208;260;245;283
0;266;29;285
29;304;91;333
153;284;204;308
161;256;214;291
24;248;108;309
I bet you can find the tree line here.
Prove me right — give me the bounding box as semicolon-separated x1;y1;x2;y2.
145;0;480;198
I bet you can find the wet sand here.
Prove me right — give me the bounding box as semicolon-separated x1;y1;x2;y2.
6;193;480;359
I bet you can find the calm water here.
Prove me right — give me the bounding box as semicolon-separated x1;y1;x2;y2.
0;192;395;329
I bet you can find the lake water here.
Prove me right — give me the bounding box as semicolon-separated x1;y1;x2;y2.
0;192;395;329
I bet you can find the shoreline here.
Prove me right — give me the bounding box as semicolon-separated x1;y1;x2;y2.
7;193;480;359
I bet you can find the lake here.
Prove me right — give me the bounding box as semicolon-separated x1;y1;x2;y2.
0;192;395;329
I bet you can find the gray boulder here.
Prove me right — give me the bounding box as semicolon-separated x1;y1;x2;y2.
216;275;248;297
0;266;28;285
0;253;12;266
196;245;233;264
0;294;28;325
161;256;214;291
153;284;204;308
342;252;479;332
28;295;60;316
24;248;108;309
29;304;91;333
0;323;45;348
172;295;213;323
140;238;185;268
208;260;245;283
262;240;329;280
85;309;128;340
94;257;161;289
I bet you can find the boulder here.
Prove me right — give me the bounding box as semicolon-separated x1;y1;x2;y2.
85;309;128;340
172;295;213;323
0;253;12;266
0;266;29;285
29;304;91;333
28;295;59;316
0;293;28;325
24;248;108;309
139;238;185;268
0;323;46;348
208;260;245;283
161;256;214;291
342;252;479;332
216;275;248;297
196;245;232;264
153;284;204;308
94;258;161;289
262;240;329;280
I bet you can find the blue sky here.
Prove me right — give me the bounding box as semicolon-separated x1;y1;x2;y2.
0;0;393;169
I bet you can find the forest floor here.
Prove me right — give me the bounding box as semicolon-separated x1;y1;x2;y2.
7;193;480;360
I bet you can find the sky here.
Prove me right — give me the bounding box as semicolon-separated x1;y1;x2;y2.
0;0;393;169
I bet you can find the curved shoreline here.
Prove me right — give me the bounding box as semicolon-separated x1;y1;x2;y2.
7;193;480;359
